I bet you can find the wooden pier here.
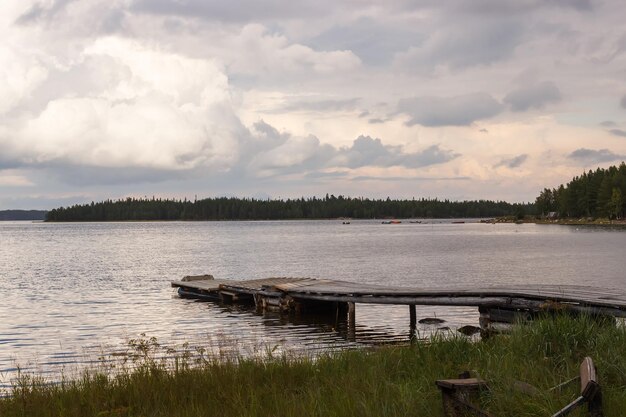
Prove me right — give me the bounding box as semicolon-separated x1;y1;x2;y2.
172;275;626;335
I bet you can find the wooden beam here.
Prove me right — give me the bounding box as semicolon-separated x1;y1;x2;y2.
409;304;417;341
348;302;355;327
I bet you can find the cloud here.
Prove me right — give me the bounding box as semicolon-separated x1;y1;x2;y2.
131;0;329;23
393;18;524;72
608;129;626;138
599;120;616;127
447;0;594;14
397;93;503;126
309;17;418;66
503;81;561;112
2;0;626;207
337;136;459;169
278;97;360;113
1;37;243;177
352;175;470;182
547;0;593;11
248;134;335;176
245;130;460;177
0;172;34;187
495;154;528;168
223;25;362;79
43;164;191;186
0;47;48;115
15;0;76;25
304;171;349;179
568;148;625;164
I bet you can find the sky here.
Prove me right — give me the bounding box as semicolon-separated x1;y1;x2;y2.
1;0;626;209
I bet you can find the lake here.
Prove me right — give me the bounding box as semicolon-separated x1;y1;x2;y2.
1;220;625;387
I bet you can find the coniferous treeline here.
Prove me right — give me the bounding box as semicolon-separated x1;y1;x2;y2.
45;195;533;222
535;162;626;219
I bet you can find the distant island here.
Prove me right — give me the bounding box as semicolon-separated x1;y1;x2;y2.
43;162;626;222
0;210;47;221
45;196;532;222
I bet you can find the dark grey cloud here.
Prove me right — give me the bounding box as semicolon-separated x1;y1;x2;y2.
131;0;327;22
130;0;594;27
431;20;524;69
568;148;625;164
608;129;626;138
309;18;419;66
600;120;616;127
352;175;470;182
397;93;503;126
495;154;528;168
0;161;21;171
340;136;459;169
395;18;524;71
252;120;285;141
15;0;77;25
279;98;360;113
448;0;594;14
0;140;26;170
503;81;561;112
15;3;45;24
304;171;349;179
546;0;593;11
621;94;626;109
358;111;370;118
368;118;386;124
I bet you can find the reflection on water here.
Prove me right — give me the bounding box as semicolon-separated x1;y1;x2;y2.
1;220;625;387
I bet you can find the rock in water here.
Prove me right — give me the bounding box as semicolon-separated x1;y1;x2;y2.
457;325;481;336
418;317;446;325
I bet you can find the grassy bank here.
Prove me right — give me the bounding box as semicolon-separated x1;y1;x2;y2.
2;315;626;417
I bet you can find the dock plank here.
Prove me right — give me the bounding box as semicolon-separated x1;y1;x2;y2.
171;279;232;291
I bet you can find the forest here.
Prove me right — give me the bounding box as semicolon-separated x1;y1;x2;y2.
46;162;626;222
45;195;533;221
535;162;626;219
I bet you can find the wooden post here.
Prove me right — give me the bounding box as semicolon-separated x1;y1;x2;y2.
409;304;417;341
347;302;356;341
348;302;355;327
335;302;348;324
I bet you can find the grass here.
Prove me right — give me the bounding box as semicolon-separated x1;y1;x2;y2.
2;314;626;416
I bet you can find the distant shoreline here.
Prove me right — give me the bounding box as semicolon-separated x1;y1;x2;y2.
496;216;626;227
0;210;47;221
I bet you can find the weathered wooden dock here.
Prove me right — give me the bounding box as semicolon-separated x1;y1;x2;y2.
172;275;626;335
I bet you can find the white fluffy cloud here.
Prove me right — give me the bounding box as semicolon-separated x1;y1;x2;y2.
224;24;362;78
3;37;241;173
0;46;48;114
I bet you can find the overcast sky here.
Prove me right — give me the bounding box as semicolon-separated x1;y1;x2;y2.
1;0;626;209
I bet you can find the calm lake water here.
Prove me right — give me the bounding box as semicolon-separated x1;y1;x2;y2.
1;220;625;386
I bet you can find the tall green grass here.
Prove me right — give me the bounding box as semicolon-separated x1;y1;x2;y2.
2;314;625;417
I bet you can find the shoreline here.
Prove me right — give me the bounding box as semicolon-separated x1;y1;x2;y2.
495;217;626;227
1;315;624;416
